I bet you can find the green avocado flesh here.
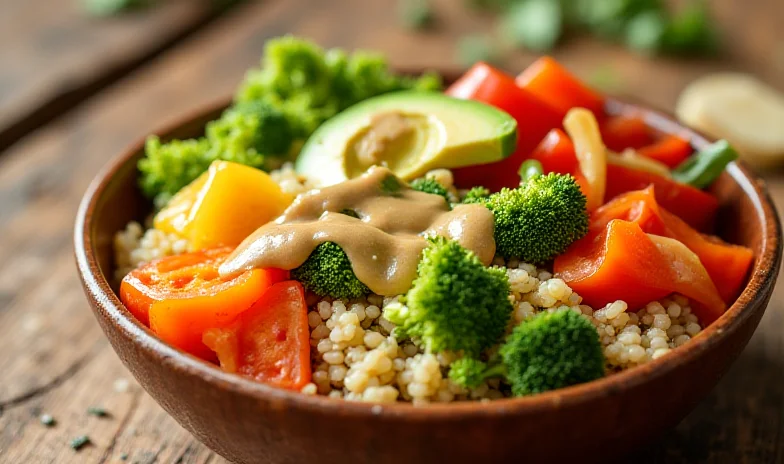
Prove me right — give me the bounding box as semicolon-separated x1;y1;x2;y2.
295;91;518;186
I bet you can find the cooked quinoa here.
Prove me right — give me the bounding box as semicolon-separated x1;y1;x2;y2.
114;167;704;405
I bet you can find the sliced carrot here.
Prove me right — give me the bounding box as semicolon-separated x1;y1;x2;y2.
203;281;311;390
637;135;694;168
516;56;606;118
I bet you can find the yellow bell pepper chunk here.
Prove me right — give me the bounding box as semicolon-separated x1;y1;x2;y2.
155;161;293;250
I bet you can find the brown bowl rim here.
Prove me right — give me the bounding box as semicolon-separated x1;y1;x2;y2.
75;95;782;421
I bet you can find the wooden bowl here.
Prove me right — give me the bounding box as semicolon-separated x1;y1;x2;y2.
75;95;781;464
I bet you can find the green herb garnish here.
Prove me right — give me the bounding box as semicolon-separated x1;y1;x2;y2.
87;406;109;417
40;414;56;427
399;0;435;30
380;175;403;195
70;435;91;451
339;208;361;219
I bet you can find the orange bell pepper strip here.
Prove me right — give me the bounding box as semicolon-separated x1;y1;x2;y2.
516;56;606;118
203;281;311;390
600;115;653;152
604;163;718;232
592;187;753;304
554;219;726;323
447;62;564;190
120;247;289;360
637;135;694;168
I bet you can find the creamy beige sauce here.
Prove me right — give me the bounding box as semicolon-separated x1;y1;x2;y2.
219;166;495;295
352;112;416;168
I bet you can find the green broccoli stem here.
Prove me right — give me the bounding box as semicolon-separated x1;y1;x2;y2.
672;139;738;189
518;159;544;183
478;361;507;382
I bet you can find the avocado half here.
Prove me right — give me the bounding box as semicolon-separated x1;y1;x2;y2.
295;91;518;186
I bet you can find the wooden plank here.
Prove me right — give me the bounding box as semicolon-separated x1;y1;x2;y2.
0;0;219;152
0;0;782;462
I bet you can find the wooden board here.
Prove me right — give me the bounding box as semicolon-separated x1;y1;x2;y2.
0;0;782;462
0;0;219;152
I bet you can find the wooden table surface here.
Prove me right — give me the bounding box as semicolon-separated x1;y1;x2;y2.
0;1;782;462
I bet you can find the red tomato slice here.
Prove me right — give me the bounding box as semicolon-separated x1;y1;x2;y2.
446;62;563;190
119;247;289;360
203;281;311;390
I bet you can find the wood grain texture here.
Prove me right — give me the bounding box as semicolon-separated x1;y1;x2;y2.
0;0;219;152
0;0;782;462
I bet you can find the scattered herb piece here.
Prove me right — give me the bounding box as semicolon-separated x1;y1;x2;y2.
70;435;91;451
83;0;151;16
40;414;56;427
456;35;501;68
625;11;668;54
120;452;129;461
500;0;563;52
380;175;403;195
339;208;361;219
87;406;109;417
399;0;435;30
454;0;719;58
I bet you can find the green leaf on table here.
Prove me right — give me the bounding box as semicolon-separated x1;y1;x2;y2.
83;0;152;16
399;0;435;31
500;0;563;52
625;11;668;54
456;35;501;68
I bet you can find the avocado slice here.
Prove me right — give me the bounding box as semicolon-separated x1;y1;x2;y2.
295;91;517;186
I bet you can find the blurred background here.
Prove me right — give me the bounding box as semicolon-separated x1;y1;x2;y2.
0;0;782;462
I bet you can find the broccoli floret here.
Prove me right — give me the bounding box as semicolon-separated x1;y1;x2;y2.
502;309;604;395
138;136;212;207
448;357;505;389
210;101;294;157
139;102;291;206
385;237;512;357
410;178;450;203
486;173;588;262
138;36;442;205
462;186;491;204
448;309;604;395
236;36;442;139
291;242;371;299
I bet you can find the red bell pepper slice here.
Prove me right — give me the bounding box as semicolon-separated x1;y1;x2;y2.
527;127;718;230
203;281;311;390
600;115;653;152
446;62;563;190
604;163;718;231
516;56;606;118
592;187;753;304
530;128;579;174
554;219;726;323
637;135;694;168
